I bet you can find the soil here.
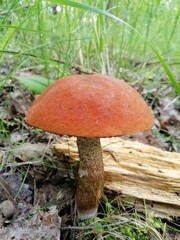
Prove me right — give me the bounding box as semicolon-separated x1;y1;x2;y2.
0;72;179;239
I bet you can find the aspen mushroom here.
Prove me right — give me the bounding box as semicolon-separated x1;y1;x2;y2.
26;74;154;219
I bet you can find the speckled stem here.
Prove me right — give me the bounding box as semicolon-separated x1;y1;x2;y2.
76;137;104;219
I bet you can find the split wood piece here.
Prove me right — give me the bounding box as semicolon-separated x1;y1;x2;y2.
53;137;180;219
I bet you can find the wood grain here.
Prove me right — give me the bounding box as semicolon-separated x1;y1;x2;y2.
53;137;180;219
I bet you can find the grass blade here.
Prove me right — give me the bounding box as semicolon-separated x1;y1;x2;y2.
44;0;180;95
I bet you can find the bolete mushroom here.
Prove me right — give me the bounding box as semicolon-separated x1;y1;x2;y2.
26;74;154;219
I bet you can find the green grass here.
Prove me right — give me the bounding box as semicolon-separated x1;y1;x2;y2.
72;194;180;239
75;205;172;240
0;0;179;93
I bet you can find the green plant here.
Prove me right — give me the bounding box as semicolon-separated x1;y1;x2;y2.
44;0;180;95
14;75;54;93
1;0;179;94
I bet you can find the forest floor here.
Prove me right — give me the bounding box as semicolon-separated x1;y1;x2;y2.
0;67;180;239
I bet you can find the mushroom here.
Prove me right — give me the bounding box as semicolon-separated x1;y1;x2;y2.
26;74;154;219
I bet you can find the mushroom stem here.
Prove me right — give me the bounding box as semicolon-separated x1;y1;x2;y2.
76;137;104;219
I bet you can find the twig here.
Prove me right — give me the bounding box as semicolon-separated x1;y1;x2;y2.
163;96;179;110
0;176;16;203
33;177;37;206
5;161;42;167
0;50;93;74
60;219;131;230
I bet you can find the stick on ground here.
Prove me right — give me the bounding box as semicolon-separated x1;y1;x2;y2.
53;137;180;219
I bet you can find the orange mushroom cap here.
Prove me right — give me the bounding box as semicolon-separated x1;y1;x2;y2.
26;74;154;137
